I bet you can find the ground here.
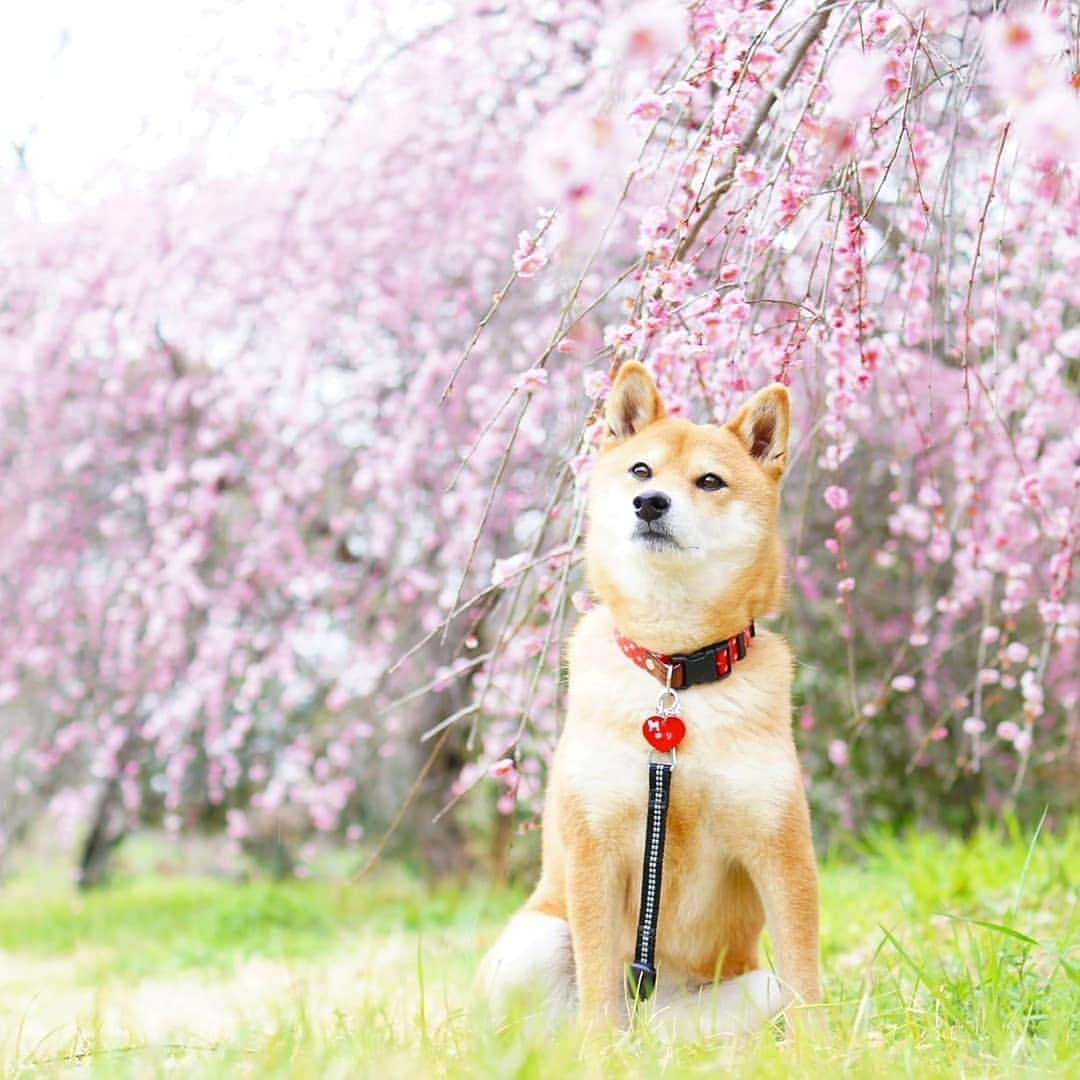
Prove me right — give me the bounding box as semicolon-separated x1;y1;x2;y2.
0;824;1076;1078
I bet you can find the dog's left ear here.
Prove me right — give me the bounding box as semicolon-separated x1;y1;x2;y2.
727;384;790;480
604;361;666;443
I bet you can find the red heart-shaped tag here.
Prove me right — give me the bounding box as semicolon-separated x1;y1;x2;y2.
642;714;686;752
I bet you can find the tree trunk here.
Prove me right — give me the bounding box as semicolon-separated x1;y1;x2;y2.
414;720;471;877
490;804;514;886
77;779;127;890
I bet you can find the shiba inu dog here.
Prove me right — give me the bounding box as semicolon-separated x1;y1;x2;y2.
478;362;821;1035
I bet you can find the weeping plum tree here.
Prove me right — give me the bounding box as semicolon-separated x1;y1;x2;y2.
0;0;1077;880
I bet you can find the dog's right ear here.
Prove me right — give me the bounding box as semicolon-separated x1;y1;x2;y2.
604;361;666;443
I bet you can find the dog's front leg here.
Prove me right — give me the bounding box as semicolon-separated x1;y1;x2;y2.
751;802;822;1009
565;836;625;1027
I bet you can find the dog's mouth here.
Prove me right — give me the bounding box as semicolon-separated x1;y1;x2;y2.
633;521;680;550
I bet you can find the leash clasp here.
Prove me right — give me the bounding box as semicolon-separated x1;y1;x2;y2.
655;685;679;716
650;669;680;767
656;660;680;718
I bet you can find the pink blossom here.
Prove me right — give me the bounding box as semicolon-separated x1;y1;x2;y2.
825;46;888;123
1056;327;1080;359
1039;600;1064;626
736;157;768;188
1020;671;1045;711
0;0;1075;861
513;230;549;278
583;369;610;400
490;758;516;780
524;110;632;212
824;485;850;511
970;317;995;347
516;367;549;393
891;674;916;693
571;590;593;614
1004;642;1029;664
631;93;666;122
606;1;686;68
996;721;1020;743
983;12;1065;100
827;740;850;767
1018;474;1042;507
491;552;530;588
226;809;249;841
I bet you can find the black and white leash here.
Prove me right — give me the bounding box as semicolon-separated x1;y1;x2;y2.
627;679;681;1004
627;749;675;1002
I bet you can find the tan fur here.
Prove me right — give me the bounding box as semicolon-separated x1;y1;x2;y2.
478;362;820;1031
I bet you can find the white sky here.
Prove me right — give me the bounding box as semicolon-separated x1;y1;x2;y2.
0;1;443;207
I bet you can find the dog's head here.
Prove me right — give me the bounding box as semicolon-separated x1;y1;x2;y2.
585;362;789;648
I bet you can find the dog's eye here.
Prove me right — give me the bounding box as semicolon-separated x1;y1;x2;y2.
696;473;726;491
629;462;652;480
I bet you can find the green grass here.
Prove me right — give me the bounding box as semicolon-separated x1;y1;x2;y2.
0;871;513;979
0;824;1077;1078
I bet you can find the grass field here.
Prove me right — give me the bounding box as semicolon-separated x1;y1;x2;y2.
0;823;1076;1078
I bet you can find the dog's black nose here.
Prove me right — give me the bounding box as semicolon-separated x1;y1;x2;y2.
633;490;671;522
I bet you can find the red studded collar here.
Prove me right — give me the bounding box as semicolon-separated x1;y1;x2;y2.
614;622;756;690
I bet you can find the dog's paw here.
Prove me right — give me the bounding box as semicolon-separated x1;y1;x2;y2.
650;970;789;1041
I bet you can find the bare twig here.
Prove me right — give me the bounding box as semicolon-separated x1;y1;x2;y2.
960;122;1010;419
440;214;557;402
440;268;521;404
352;727;453;879
676;6;833;261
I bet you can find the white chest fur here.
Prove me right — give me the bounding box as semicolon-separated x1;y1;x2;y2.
558;610;798;839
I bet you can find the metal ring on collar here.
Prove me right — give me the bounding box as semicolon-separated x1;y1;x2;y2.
655;686;680;716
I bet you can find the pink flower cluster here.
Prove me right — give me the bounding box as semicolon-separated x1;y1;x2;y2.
0;0;1076;863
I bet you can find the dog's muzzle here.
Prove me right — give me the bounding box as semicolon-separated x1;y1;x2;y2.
633;490;671;523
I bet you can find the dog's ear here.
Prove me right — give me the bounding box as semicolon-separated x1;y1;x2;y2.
727;384;790;480
604;361;666;442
